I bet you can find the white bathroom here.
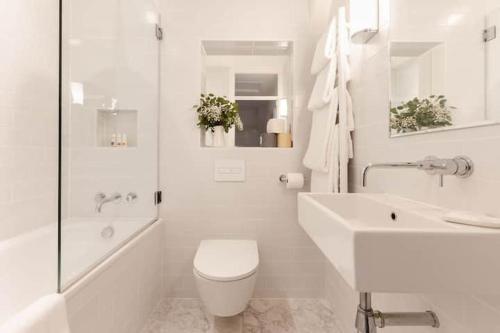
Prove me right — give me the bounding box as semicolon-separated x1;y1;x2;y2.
1;0;500;332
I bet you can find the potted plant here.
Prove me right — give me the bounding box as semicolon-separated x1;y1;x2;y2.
194;93;243;147
390;95;454;134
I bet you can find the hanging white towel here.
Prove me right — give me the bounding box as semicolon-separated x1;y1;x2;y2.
310;124;340;192
330;125;340;193
303;89;339;172
307;58;337;111
0;294;71;333
337;7;355;193
306;10;354;194
311;18;337;74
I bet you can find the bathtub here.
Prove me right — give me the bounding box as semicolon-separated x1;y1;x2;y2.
0;217;158;325
61;217;155;287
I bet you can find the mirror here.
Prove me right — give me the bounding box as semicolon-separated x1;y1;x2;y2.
201;41;293;147
389;2;500;136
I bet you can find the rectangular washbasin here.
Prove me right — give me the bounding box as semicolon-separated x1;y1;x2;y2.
298;193;500;294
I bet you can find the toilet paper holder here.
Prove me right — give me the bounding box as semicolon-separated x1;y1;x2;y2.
279;174;306;183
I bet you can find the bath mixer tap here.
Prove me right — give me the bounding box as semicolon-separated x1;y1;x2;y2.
362;156;473;187
95;192;122;213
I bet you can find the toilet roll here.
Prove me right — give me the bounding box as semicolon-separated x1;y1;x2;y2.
266;118;286;134
285;173;304;189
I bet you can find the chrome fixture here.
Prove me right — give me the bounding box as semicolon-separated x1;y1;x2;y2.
155;24;164;41
95;192;122;213
279;174;289;183
101;225;115;239
350;0;379;44
355;292;439;333
362;156;473;187
125;192;138;204
483;25;497;42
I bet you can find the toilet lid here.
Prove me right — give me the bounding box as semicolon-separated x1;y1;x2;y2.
193;240;259;282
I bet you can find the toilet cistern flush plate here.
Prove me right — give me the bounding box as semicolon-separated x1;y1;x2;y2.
214;159;245;182
298;192;500;294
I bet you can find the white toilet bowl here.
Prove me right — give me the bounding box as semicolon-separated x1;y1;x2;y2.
193;240;259;317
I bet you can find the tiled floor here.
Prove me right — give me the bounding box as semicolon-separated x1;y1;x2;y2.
141;298;341;333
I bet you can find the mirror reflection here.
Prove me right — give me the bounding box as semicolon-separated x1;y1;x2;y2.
389;2;500;136
201;41;293;147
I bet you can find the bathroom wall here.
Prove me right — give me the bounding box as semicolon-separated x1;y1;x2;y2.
323;0;500;332
0;0;59;324
0;1;59;241
160;0;326;298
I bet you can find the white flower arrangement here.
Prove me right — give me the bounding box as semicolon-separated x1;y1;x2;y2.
194;94;243;132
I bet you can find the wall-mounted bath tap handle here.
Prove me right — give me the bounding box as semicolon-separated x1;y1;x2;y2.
126;192;138;204
418;156;474;187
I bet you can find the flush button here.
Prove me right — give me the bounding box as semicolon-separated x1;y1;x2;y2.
214;160;245;182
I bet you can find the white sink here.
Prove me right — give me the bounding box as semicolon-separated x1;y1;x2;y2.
298;193;500;294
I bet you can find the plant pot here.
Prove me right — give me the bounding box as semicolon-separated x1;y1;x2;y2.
204;128;214;147
204;126;235;147
212;126;225;147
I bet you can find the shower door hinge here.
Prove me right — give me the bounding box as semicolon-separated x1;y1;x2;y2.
483;26;496;42
155;24;164;41
154;191;163;205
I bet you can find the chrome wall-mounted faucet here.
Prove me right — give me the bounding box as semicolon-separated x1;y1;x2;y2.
362;156;473;187
95;192;122;213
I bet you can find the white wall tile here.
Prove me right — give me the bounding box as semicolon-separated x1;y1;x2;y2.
159;0;323;298
0;0;59;324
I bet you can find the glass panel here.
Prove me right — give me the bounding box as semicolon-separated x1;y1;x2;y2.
60;0;160;289
486;7;500;121
235;74;278;96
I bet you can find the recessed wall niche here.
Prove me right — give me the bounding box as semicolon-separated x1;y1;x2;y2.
201;41;294;148
96;109;138;147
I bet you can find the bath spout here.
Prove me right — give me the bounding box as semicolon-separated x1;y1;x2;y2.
95;192;122;213
361;156;474;188
362;162;418;187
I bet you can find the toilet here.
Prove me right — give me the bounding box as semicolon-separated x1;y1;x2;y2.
193;239;259;317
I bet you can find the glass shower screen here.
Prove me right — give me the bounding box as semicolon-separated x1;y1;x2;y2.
60;0;160;289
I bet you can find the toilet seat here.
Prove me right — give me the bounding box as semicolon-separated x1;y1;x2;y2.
193;240;259;282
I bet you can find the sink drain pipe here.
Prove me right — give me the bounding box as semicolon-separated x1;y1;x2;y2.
355;293;439;333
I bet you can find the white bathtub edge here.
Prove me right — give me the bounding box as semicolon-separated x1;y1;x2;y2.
63;218;163;299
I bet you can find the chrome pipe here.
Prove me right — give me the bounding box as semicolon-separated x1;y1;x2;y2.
362;162;418;187
355;293;377;333
374;311;440;328
355;293;439;333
